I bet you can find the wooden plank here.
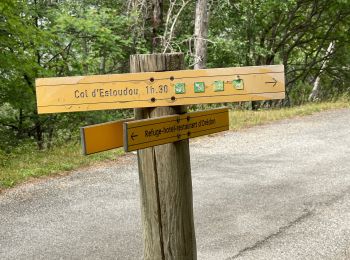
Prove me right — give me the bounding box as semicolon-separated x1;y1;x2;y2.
124;108;229;152
130;53;196;259
80;119;131;155
36;65;285;114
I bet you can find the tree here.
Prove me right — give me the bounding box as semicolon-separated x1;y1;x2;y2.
193;0;208;69
1;0;349;150
0;0;137;149
207;0;350;105
308;42;335;101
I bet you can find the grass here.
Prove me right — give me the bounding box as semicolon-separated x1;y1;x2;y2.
0;100;349;191
0;143;123;190
229;101;350;131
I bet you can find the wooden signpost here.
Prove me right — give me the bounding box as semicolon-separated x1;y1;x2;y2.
35;65;284;114
35;52;285;260
124;108;229;152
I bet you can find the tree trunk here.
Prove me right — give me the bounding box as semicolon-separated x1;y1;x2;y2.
130;53;197;260
152;0;163;52
194;0;208;70
309;42;335;102
34;115;44;150
17;108;24;138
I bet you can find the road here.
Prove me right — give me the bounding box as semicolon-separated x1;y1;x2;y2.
1;108;350;260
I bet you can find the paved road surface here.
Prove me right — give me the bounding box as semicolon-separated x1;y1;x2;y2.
1;109;350;260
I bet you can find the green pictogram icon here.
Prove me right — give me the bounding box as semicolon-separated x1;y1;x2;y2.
175;83;186;94
232;79;244;90
214;80;224;92
194;82;205;93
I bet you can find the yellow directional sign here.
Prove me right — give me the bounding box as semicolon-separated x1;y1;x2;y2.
123;108;229;152
81;119;132;155
36;65;285;114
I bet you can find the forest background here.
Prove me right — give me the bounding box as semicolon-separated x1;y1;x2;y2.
0;0;349;164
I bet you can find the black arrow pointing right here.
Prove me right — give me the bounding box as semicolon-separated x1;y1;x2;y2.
265;77;277;87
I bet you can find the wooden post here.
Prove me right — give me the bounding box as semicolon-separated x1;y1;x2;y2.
130;53;197;260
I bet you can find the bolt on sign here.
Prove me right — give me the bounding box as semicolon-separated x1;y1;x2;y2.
80;119;132;155
123;108;229;152
35;65;285;114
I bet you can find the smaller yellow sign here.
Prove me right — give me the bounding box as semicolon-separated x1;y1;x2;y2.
81;119;132;155
123;108;229;152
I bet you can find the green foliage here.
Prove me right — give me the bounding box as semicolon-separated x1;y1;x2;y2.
0;0;138;150
289;82;313;106
207;0;350;105
0;0;349;155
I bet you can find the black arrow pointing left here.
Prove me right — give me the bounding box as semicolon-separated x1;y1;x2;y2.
131;132;138;141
